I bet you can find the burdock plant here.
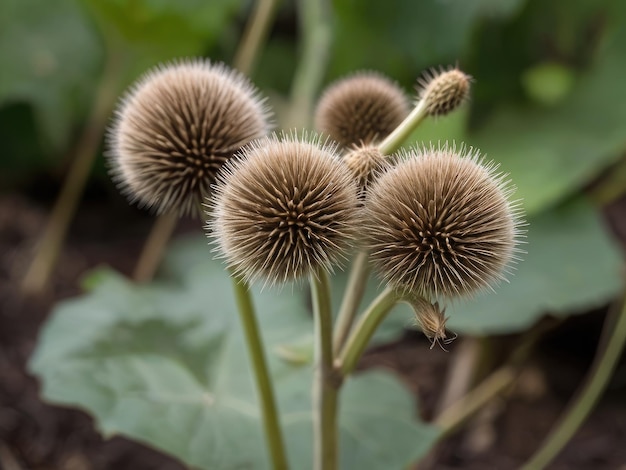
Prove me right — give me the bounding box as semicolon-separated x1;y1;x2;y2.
108;55;523;470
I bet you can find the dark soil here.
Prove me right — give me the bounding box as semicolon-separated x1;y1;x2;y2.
1;190;625;470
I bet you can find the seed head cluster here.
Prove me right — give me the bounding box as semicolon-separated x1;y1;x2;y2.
210;134;359;285
419;68;471;117
363;145;522;299
108;59;271;216
314;72;410;147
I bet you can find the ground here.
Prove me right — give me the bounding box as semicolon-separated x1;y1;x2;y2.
1;188;625;470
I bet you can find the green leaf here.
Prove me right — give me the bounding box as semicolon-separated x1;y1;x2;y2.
446;198;623;334
31;242;439;469
469;20;626;215
0;0;102;152
329;0;526;83
521;62;576;106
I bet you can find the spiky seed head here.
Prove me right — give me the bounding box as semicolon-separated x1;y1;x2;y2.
314;71;410;148
343;145;390;199
418;68;471;117
409;297;456;350
108;59;272;216
210;133;359;285
364;144;523;299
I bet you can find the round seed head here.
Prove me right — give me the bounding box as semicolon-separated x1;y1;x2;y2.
418;67;471;117
108;59;272;216
364;144;523;299
315;71;410;147
210;134;359;285
343;144;390;199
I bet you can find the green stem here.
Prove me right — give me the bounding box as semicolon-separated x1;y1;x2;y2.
233;0;281;76
231;275;289;470
520;295;626;470
21;53;122;295
434;366;516;437
133;211;178;283
311;270;338;470
338;287;399;376
333;250;371;352
378;99;428;155
286;0;332;128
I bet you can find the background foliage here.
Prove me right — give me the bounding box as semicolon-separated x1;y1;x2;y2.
3;0;624;468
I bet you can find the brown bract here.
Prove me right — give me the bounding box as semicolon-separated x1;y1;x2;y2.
210;134;359;285
108;59;271;216
364;145;523;299
419;68;471;117
315;72;409;147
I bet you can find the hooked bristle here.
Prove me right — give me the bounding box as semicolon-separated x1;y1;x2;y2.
209;133;359;285
363;143;524;299
108;58;272;216
315;71;410;148
418;67;471;117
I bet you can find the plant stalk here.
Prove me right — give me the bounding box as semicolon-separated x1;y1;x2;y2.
378;99;428;155
520;295;626;470
338;287;398;376
286;0;332;128
133;211;178;282
231;274;289;470
233;0;281;75
20;56;121;295
333;250;370;352
311;270;338;470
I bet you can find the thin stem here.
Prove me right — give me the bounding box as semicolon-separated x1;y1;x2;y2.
311;270;338;470
378;99;428;155
231;274;289;470
286;0;332;128
133;211;178;283
520;295;626;470
233;0;281;76
434;366;516;436
21;54;122;295
338;287;399;376
333;251;370;352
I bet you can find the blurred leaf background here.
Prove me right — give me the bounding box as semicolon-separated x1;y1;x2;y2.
4;0;626;467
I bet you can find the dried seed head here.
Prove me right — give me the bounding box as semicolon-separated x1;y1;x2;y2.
315;72;410;147
108;59;271;216
410;297;456;350
343;144;390;199
210;134;359;285
364;144;523;299
418;68;471;117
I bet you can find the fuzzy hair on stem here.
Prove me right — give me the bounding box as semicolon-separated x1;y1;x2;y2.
108;58;272;216
209;133;360;285
418;67;471;117
314;71;410;148
363;143;524;299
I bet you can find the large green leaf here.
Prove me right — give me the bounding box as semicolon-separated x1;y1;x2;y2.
0;0;102;152
30;246;438;469
446;198;623;334
329;0;526;83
